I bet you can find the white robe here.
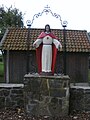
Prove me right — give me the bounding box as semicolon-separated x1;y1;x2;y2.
33;35;62;72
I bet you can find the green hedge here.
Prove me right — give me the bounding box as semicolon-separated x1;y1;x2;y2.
0;62;4;82
0;62;4;76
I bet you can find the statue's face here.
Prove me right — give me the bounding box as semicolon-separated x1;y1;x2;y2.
45;26;50;32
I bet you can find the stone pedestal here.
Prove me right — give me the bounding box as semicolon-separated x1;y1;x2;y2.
24;74;70;117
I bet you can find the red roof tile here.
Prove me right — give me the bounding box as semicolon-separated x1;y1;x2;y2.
0;27;90;52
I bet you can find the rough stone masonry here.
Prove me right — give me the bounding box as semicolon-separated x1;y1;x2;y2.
0;84;24;109
24;74;70;117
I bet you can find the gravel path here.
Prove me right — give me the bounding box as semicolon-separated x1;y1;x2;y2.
0;108;90;120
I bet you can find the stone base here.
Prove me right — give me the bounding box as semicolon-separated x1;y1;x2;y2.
40;72;53;76
70;86;90;113
24;74;70;117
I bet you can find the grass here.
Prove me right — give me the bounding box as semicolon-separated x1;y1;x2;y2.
0;61;4;82
0;62;4;75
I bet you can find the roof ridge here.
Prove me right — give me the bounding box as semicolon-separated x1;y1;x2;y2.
8;27;26;30
31;28;87;31
7;27;87;32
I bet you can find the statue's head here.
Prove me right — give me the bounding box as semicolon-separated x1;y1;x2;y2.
44;24;51;32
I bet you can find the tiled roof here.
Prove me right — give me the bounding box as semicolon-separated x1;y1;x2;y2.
0;27;90;52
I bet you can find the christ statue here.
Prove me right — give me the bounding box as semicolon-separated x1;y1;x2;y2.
33;24;62;75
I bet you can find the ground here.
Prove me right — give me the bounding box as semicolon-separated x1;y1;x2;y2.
0;108;90;120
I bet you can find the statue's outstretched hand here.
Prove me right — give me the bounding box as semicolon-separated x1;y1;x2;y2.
33;43;36;47
33;42;39;48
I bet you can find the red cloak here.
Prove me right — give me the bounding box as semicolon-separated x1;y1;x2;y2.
36;32;59;75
